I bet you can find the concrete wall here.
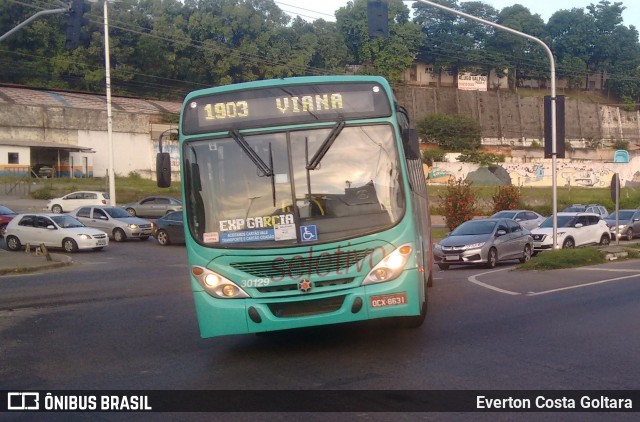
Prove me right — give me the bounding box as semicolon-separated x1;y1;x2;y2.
395;86;640;146
426;155;640;188
0;145;30;176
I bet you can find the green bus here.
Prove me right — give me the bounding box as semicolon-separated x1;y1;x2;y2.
158;75;433;338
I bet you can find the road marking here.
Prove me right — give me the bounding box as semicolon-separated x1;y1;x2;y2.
575;268;640;273
467;268;521;296
527;273;640;296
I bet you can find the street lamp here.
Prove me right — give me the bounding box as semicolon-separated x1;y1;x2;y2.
89;0;117;206
410;0;559;248
103;0;116;206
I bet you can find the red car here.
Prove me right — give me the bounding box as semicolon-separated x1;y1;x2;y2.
0;205;17;237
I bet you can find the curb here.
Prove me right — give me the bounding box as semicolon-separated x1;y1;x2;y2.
0;252;73;276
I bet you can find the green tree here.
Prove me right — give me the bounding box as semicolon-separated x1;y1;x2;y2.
335;0;423;82
485;5;547;89
413;0;502;82
416;113;481;151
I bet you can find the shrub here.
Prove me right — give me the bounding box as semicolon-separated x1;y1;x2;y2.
612;139;629;150
416;113;482;151
421;148;446;166
439;178;477;231
457;150;505;166
31;186;55;200
491;185;522;214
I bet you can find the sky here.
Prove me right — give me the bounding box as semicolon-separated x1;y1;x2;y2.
275;1;640;31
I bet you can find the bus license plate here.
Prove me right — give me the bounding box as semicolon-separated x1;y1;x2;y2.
370;293;407;308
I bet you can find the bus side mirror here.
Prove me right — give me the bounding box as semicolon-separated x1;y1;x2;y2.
402;128;420;160
157;152;171;188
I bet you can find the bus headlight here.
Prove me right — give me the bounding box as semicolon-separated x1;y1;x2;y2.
192;266;249;299
363;243;412;285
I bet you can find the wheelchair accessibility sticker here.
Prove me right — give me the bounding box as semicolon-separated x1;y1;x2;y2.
300;225;318;242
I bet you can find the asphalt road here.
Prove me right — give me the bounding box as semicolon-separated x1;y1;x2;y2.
1;239;639;419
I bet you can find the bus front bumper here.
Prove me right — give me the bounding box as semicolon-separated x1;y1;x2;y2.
192;270;424;338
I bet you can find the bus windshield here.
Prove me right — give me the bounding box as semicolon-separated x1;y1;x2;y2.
183;124;404;247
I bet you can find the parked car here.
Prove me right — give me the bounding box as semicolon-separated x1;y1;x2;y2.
0;205;17;237
434;218;533;270
4;213;108;252
69;206;153;242
562;204;609;218
604;209;640;241
47;191;110;213
153;211;185;246
531;212;610;251
490;209;546;231
121;196;183;218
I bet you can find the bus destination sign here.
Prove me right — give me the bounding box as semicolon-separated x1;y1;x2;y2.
182;82;392;134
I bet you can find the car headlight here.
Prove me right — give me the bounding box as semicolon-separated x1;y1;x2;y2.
128;224;138;229
462;242;485;250
77;234;92;240
191;266;249;299
364;243;412;285
433;243;442;250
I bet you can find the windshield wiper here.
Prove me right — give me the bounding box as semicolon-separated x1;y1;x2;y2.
306;121;345;170
230;130;276;207
229;130;273;177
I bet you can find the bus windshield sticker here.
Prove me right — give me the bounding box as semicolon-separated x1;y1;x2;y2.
300;225;318;242
274;223;296;241
218;214;294;232
203;232;219;243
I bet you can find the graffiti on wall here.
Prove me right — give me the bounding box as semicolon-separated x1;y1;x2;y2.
427;159;636;187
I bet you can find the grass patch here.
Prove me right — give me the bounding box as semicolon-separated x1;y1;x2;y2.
517;248;606;270
431;227;448;242
5;176;183;204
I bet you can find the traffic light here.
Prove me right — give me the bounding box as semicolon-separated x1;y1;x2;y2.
367;0;389;38
544;95;565;159
65;0;90;50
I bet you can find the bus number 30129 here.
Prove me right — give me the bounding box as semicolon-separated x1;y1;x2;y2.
240;278;271;288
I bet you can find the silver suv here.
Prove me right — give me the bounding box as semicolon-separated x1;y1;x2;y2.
562;204;608;218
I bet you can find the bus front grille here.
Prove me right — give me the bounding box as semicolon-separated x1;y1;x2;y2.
257;277;354;293
230;248;374;279
267;295;346;318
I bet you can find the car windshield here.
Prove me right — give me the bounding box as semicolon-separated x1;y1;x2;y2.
450;220;497;236
539;215;577;228
106;208;133;218
183;124;405;247
606;211;634;220
563;206;586;212
0;205;15;215
51;214;85;228
491;211;517;219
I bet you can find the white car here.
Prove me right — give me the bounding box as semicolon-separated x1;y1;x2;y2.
530;212;610;251
70;206;153;242
4;213;109;253
490;209;546;231
47;191;110;213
